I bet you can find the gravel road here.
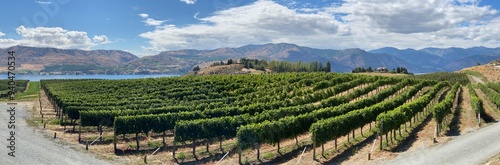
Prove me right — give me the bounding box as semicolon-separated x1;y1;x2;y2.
471;76;485;84
378;121;500;165
0;102;112;165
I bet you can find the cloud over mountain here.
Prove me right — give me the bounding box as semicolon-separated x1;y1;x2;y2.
0;26;110;50
139;0;500;54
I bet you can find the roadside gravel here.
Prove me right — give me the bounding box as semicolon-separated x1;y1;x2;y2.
377;121;500;165
0;102;112;165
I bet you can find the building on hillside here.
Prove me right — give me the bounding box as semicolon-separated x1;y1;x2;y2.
376;67;388;72
488;60;500;66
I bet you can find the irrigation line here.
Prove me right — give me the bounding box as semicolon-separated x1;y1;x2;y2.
216;149;231;165
296;147;307;165
90;135;102;145
370;139;377;153
150;147;161;157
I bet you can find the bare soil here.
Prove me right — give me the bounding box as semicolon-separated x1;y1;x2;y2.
462;65;500;83
484;153;500;165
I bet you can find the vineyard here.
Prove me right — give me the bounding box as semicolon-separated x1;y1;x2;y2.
37;72;500;164
0;79;29;98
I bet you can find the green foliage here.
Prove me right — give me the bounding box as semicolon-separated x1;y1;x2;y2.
310;80;433;145
353;66;409;74
375;82;448;135
0;79;29;98
268;60;328;73
192;65;200;72
41;64;103;74
236;58;329;73
432;83;461;123
478;83;500;109
467;84;483;115
15;81;40;100
413;72;469;85
176;152;186;160
41;71;457;154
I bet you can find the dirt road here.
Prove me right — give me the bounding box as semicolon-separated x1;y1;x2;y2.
0;102;112;165
377;122;500;165
471;76;485;84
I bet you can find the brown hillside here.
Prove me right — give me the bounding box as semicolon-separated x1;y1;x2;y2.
0;46;138;72
461;61;500;83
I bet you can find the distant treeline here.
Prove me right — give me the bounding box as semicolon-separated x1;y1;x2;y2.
352;66;410;74
198;58;331;73
0;80;29;98
266;60;330;73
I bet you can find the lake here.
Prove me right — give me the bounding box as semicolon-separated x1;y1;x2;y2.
0;74;179;81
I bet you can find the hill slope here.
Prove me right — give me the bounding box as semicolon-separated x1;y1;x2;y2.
1;46;138;73
135;43;500;74
2;44;500;74
370;46;500;73
461;60;500;83
128;43;423;73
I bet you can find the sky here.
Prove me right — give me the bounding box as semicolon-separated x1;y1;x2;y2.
0;0;499;57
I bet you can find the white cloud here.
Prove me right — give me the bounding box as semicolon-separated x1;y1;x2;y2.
0;26;109;49
138;0;500;53
0;32;5;37
330;0;497;34
193;12;200;19
92;35;110;44
138;13;166;26
180;0;196;5
140;0;342;52
138;13;148;18
144;18;166;26
35;1;51;4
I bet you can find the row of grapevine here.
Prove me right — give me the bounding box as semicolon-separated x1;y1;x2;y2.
486;83;500;93
308;81;431;149
46;73;361;124
82;76;368;128
432;82;461;134
173;78;397;146
477;83;500;109
376;82;448;135
413;72;469;85
0;79;29;98
112;77;369;138
236;79;427;158
466;84;483;119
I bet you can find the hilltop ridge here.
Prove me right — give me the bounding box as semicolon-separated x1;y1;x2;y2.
2;44;499;74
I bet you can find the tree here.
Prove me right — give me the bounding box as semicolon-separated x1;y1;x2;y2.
325;61;331;72
227;59;233;65
192;65;200;72
367;67;373;72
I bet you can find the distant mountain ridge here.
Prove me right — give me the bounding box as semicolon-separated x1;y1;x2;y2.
1;44;499;74
370;46;500;72
0;45;138;74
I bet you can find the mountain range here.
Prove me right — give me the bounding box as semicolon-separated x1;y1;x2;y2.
1;44;499;74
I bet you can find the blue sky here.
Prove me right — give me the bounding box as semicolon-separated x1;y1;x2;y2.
0;0;499;57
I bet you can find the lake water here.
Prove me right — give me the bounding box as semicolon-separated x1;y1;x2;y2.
0;74;179;81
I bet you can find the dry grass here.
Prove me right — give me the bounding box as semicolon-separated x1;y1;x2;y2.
462;65;500;83
484;153;500;165
195;64;245;75
0;64;44;72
